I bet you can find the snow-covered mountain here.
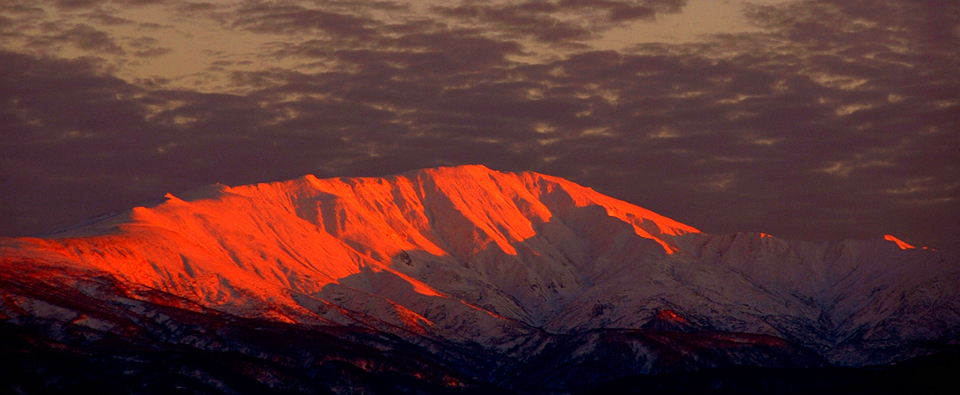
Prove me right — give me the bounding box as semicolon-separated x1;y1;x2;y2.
2;165;958;393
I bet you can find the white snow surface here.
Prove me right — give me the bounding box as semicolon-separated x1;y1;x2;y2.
1;165;958;365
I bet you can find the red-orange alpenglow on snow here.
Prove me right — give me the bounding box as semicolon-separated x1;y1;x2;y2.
1;166;957;393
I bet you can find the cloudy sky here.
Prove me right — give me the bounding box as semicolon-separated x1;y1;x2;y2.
1;0;958;250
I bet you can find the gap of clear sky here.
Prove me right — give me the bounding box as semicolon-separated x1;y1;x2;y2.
1;0;958;250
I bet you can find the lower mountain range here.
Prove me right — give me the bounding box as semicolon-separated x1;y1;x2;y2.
2;165;958;394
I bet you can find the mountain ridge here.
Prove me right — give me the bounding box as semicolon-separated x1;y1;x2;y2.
2;165;959;393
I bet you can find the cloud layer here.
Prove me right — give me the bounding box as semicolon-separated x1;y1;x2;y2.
1;0;958;249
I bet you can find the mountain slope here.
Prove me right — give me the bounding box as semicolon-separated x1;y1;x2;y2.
2;166;700;340
2;165;959;392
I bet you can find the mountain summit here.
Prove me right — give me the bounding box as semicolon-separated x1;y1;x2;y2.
2;165;958;393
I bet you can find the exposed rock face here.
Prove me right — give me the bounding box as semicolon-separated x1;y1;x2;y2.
2;165;958;393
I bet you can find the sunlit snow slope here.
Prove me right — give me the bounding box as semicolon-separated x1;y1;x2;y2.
2;165;958;366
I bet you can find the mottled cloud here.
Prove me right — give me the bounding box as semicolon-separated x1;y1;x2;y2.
127;36;171;57
435;0;687;43
51;24;128;54
229;1;380;38
1;0;958;250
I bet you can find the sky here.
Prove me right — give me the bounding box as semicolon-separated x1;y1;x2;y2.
1;0;958;250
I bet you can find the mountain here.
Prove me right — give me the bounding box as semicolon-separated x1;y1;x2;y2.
2;165;958;393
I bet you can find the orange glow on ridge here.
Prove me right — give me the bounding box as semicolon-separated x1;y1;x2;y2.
0;166;703;330
884;235;915;249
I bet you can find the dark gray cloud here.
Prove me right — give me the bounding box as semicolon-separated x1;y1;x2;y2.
1;0;957;250
49;24;127;54
0;3;47;44
435;0;687;43
127;36;171;57
0;52;153;234
230;1;380;38
55;0;168;8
